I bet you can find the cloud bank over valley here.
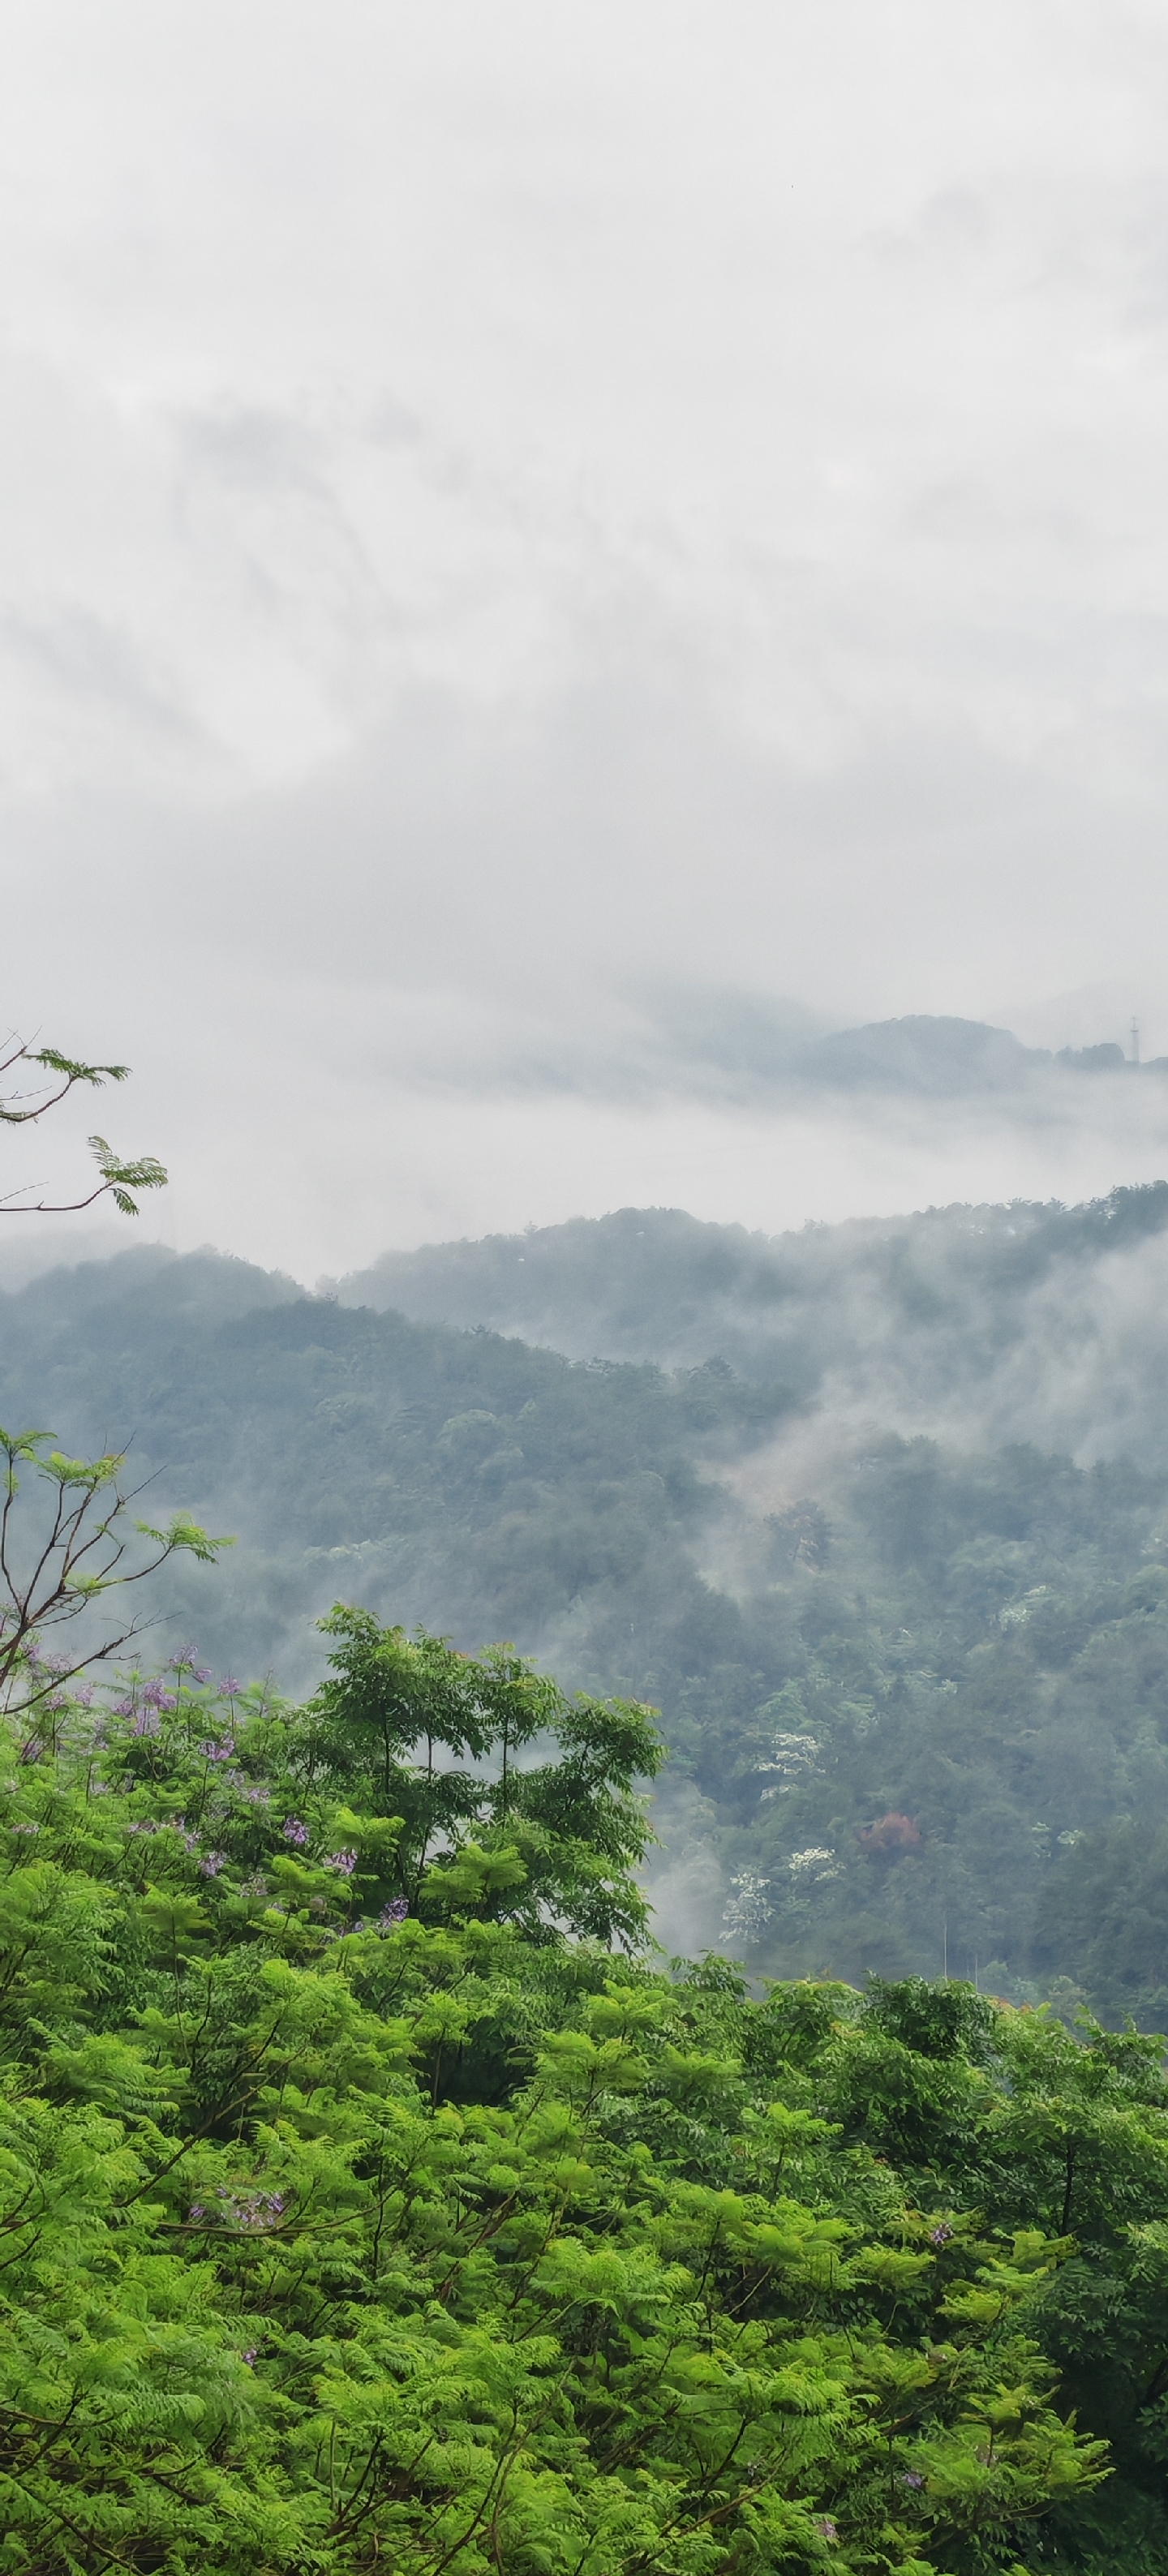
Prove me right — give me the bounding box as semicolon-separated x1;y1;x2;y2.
6;6;1168;1271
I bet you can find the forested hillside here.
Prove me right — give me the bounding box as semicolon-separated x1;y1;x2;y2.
336;1187;1168;1467
6;1212;1168;2019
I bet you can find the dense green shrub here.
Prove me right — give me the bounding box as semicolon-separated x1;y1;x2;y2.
0;1618;1164;2572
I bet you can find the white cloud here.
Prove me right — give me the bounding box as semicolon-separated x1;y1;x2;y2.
5;2;1168;1274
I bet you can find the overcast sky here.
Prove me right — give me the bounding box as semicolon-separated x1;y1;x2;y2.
7;2;1168;1279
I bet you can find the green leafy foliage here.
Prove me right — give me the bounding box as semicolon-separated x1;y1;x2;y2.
85;1132;168;1217
0;1045;130;1125
0;1033;165;1213
0;1620;1162;2572
309;1608;663;1946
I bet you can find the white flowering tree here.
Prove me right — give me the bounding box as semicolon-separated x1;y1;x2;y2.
722;1870;775;1943
787;1845;843;1891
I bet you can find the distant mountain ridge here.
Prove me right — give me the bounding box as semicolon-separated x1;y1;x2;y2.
619;1006;1154;1104
11;1162;1168;1478
411;1001;1160;1114
795;1012;1140;1093
331;1183;1168;1462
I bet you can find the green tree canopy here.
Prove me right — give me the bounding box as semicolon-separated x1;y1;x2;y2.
306;1607;664;1945
0;1620;1159;2574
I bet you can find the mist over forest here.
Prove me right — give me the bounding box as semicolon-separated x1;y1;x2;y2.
337;1170;1168;1470
11;1131;1168;2029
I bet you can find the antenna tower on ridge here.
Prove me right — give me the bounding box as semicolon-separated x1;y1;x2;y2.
1130;1017;1141;1067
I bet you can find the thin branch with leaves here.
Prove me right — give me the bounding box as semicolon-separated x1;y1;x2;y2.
0;1429;231;1719
0;1025;228;1711
0;1035;167;1215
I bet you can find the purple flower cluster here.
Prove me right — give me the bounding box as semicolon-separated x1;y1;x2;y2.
812;2519;838;2544
220;1676;242;1698
242;1783;271;1806
200;1851;227;1878
900;2471;925;2491
169;1647;212;1683
142;1680;178;1714
929;2223;954;2248
129;1710;160;1739
200;1737;236;1763
188;2187;289;2231
281;1818;309;1848
379;1898;409;1930
324;1848;358;1877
